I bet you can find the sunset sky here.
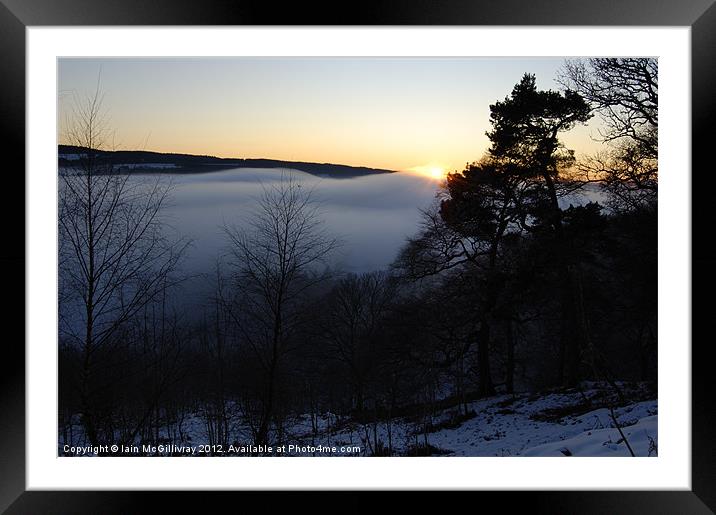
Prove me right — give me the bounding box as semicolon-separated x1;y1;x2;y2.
58;57;603;173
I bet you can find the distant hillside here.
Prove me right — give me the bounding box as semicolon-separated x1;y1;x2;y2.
58;146;396;178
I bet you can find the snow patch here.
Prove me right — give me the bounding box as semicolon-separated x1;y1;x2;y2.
522;415;658;457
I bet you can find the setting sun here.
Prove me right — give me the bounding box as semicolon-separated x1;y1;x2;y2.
427;167;445;180
409;164;447;180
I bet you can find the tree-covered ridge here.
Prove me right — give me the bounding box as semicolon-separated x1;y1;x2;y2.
58;145;397;178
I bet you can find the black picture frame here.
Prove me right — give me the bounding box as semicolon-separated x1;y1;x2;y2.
1;1;713;512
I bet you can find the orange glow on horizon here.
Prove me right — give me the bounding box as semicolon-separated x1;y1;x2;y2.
58;57;606;175
407;164;448;181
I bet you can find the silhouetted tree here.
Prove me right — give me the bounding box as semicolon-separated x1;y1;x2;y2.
59;83;187;446
561;58;658;211
223;174;339;445
561;58;657;158
487;73;592;387
560;59;658;383
438;158;528;395
319;271;395;413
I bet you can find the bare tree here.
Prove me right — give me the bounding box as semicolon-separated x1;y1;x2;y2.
578;143;657;211
560;58;658;211
561;58;657;157
197;259;235;451
58;82;188;446
223;174;339;446
319;271;395;413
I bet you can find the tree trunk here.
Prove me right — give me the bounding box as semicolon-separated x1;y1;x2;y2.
79;353;98;446
255;357;276;446
542;169;586;388
505;318;515;394
477;321;495;396
81;170;98;446
557;267;582;388
256;291;283;447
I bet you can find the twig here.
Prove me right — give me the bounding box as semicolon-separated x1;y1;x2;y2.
609;406;635;457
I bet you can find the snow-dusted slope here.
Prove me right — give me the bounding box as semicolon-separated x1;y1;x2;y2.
521;415;657;457
282;384;657;457
389;391;657;457
59;383;657;457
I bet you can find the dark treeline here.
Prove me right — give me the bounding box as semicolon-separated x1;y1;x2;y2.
58;59;658;455
57;145;397;178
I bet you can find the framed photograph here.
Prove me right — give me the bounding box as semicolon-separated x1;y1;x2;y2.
2;0;714;511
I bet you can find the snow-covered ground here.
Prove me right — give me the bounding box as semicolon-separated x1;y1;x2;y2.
60;383;656;457
279;385;657;457
521;414;657;457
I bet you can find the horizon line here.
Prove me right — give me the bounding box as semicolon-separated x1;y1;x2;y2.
57;143;420;173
